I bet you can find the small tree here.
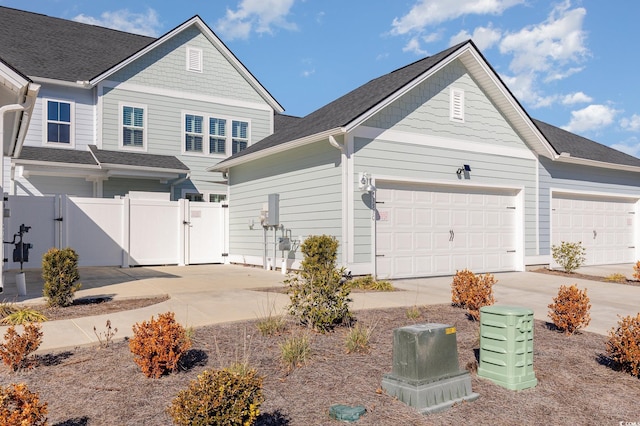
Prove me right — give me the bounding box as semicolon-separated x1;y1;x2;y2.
285;235;352;332
548;284;591;334
451;269;496;321
42;247;81;307
551;241;586;273
606;313;640;377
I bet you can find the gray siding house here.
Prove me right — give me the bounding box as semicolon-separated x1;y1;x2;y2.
212;41;640;279
0;7;283;201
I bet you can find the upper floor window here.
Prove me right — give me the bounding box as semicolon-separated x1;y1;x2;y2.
182;112;250;157
232;120;249;154
185;114;203;152
121;104;146;150
45;99;73;145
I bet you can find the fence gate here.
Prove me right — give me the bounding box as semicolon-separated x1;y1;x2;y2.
3;194;227;269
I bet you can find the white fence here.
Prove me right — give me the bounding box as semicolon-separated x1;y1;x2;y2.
3;194;227;269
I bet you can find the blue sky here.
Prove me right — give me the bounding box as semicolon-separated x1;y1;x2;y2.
3;0;640;156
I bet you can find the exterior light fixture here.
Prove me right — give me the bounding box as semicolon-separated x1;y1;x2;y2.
358;172;376;193
456;164;471;175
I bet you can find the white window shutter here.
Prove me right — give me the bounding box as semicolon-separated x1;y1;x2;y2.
187;47;203;72
450;88;464;122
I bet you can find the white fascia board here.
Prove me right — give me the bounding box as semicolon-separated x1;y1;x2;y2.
0;62;30;92
88;17;284;114
31;76;91;89
102;163;188;176
554;155;640;174
207;127;345;172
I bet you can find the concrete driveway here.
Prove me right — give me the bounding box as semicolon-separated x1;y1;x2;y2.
0;263;638;352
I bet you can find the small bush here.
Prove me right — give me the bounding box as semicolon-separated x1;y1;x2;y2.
168;368;263;426
348;275;395;291
406;306;421;320
606;313;640;377
604;273;627;284
1;307;47;325
129;312;191;378
451;269;496;320
0;323;43;371
548;284;591;335
345;323;374;354
256;314;287;337
286;235;353;332
551;241;586;273
42;247;81;307
280;334;311;370
633;261;640;281
0;383;48;426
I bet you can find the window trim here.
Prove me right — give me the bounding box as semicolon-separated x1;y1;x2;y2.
119;102;148;151
181;110;250;157
42;98;75;148
180;189;227;203
186;46;203;73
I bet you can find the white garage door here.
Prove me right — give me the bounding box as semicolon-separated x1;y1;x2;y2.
552;194;636;265
375;183;518;279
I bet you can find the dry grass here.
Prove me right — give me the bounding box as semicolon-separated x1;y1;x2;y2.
0;304;639;425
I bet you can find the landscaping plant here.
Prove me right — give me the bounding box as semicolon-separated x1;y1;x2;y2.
168;368;263;426
348;275;394;291
0;383;48;426
0;323;43;371
604;273;627;284
634;261;640;281
451;269;496;320
285;235;353;332
280;334;311;370
551;241;586;273
129;312;191;378
548;284;591;335
606;313;640;377
1;307;47;325
345;322;374;354
42;247;81;307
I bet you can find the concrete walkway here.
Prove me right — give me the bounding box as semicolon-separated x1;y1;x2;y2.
0;263;638;353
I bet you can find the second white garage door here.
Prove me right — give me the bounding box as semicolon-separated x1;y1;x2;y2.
552;193;636;266
375;183;518;279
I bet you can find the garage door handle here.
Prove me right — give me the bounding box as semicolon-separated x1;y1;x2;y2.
507;250;516;253
593;230;597;239
449;230;454;241
376;254;385;257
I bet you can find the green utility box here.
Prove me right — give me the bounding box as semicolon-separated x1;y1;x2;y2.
381;324;478;414
477;305;537;390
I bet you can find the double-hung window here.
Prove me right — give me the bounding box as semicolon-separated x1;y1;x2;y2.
232;120;249;154
182;112;250;156
45;100;73;145
121;105;146;149
185;114;204;152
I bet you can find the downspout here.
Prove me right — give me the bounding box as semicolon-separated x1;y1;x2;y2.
8;83;40;158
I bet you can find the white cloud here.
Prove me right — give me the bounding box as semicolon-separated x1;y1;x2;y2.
73;8;161;37
561;92;593;105
391;0;523;35
499;1;588;78
215;0;297;40
620;114;640;132
301;69;315;77
611;137;640;158
501;72;557;108
402;37;428;55
562;104;620;133
450;25;501;50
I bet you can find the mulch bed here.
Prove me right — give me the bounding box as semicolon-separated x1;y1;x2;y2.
1;304;638;425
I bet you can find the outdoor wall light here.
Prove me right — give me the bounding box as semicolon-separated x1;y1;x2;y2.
456;164;471;175
358;172;376;193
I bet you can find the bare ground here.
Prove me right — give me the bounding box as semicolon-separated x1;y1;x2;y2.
1;304;639;426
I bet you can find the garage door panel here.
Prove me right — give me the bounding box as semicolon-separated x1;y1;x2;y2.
552;194;636;266
376;185;517;278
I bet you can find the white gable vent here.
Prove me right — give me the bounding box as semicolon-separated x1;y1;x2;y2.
450;88;465;123
186;47;203;73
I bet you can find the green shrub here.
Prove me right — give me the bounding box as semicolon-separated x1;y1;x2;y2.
280;334;311;370
348;275;394;291
548;284;591;334
168;368;263;426
129;312;191;378
285;235;353;332
406;305;421;320
345;323;374;354
451;269;496;320
551;241;586;273
0;383;48;426
0;323;43;371
42;247;81;307
606;313;640;377
1;307;47;325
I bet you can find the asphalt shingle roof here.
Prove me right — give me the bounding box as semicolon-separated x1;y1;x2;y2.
0;6;155;82
533;119;640;168
18;146;97;165
89;146;189;171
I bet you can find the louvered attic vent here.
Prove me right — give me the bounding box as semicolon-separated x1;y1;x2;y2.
450;88;465;123
187;47;203;73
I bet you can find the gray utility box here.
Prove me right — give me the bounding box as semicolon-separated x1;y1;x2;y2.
381;324;478;414
477;305;537;390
